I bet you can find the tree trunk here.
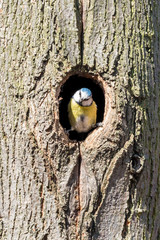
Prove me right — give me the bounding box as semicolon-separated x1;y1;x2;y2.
0;0;160;239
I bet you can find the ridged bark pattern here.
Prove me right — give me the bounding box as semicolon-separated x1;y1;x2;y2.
0;0;160;239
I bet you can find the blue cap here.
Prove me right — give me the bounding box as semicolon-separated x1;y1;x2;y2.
81;88;92;97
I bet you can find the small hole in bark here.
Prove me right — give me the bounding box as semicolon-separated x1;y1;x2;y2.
130;153;144;174
131;154;140;169
58;74;105;141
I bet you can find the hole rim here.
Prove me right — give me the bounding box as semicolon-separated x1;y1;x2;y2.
57;72;106;141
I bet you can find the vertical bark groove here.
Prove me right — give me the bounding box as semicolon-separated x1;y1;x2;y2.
80;0;84;65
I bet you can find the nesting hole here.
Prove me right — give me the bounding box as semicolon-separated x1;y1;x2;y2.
59;74;105;140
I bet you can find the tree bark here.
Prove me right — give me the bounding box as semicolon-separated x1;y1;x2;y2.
0;0;160;240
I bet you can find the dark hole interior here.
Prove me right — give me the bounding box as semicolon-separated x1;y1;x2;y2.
59;75;105;141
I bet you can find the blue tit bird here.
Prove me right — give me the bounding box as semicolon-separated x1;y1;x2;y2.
68;88;97;133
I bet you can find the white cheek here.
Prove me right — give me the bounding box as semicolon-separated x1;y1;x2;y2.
73;91;80;102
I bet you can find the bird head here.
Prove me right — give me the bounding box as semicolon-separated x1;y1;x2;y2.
73;88;93;106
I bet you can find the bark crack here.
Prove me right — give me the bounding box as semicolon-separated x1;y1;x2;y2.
75;0;84;66
76;142;82;240
81;0;84;65
121;178;133;238
40;174;44;218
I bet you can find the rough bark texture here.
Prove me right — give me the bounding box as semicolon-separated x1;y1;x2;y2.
0;0;160;240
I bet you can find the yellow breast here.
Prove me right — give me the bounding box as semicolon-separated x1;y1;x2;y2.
68;98;97;132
